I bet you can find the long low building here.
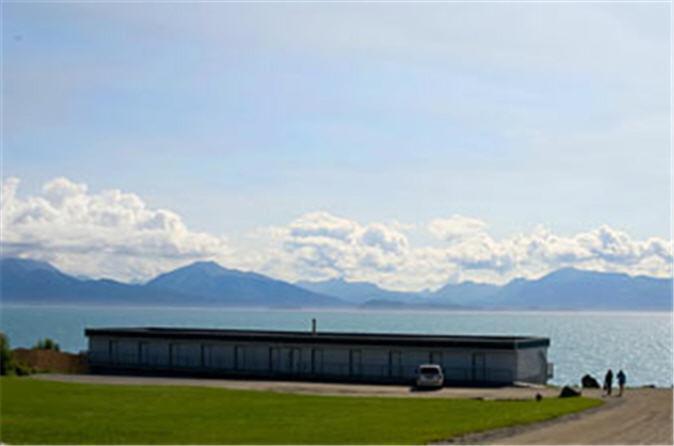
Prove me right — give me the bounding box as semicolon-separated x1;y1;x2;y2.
85;326;553;385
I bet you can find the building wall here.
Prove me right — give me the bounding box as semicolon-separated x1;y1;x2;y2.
88;335;543;385
515;346;549;384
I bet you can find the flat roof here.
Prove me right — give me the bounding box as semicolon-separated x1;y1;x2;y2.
85;327;549;350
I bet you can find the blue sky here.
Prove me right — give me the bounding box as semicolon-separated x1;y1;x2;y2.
1;2;671;288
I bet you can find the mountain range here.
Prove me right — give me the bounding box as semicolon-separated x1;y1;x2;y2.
296;278;425;304
0;258;341;308
299;268;672;310
1;257;671;310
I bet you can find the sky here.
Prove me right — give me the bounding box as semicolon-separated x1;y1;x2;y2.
1;2;672;290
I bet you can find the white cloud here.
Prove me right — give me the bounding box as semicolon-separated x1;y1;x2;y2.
1;177;671;289
1;177;230;281
278;211;409;282
248;211;671;291
428;215;488;242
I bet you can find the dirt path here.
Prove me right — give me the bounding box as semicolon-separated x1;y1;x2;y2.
451;388;672;445
33;374;673;444
33;373;558;399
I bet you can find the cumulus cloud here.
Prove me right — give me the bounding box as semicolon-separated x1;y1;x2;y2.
428;215;488;242
264;213;672;290
439;224;674;285
1;177;671;289
1;177;230;281
278;211;409;282
250;211;672;291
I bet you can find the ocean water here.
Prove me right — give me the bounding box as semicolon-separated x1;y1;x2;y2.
1;305;672;387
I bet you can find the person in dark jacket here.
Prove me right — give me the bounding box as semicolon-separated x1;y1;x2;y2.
617;370;626;396
603;369;614;396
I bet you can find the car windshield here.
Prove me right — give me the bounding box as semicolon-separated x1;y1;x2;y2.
420;367;440;375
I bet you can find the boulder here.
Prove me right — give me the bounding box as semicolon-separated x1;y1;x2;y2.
581;374;600;388
559;386;581;398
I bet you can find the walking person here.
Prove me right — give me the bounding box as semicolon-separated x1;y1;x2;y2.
617;370;626;397
603;369;614;396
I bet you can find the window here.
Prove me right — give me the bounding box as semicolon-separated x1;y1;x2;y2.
389;351;402;377
138;342;150;365
472;353;486;382
170;344;191;367
234;346;245;370
288;348;301;374
269;347;281;372
108;340;119;364
349;350;362;376
311;349;324;374
430;351;443;365
201;345;213;368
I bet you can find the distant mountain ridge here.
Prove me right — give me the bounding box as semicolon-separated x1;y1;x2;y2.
0;257;195;306
146;261;342;307
297;269;672;311
0;258;342;308
295;277;424;304
492;267;672;310
430;281;501;306
1;257;671;310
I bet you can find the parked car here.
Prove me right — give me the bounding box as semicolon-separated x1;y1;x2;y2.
415;364;444;388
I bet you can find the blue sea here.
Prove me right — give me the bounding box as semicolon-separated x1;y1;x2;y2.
1;305;672;387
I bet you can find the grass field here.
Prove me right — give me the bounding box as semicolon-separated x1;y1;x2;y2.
0;377;602;444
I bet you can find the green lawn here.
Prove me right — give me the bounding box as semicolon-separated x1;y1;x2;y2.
1;377;601;444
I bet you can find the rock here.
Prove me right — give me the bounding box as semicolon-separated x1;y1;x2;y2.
581;374;600;388
559;386;581;398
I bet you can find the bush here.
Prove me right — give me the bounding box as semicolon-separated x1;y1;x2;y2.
1;332;15;375
34;338;60;352
13;362;33;376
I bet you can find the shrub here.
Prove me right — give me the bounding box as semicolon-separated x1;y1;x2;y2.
13;362;33;376
1;332;15;375
34;338;60;352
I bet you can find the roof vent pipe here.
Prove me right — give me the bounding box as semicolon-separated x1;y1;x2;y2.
311;318;317;336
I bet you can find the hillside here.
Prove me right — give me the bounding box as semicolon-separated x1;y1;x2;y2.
296;269;672;311
295;278;423;304
493;268;673;310
0;258;343;308
146;261;343;307
0;257;189;306
2;257;671;310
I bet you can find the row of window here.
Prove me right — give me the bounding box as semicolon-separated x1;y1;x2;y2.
105;340;453;377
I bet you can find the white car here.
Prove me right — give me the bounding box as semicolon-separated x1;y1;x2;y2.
416;364;444;388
